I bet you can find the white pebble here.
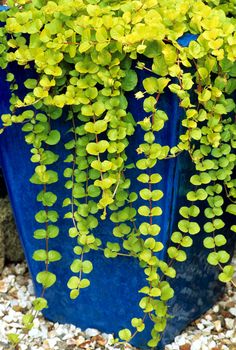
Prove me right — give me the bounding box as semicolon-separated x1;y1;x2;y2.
85;328;100;337
62;332;74;340
205;314;212;321
15;263;27;275
191;338;202;350
47;337;61;347
27;283;34;295
225;318;234;330
203;326;214;333
226;330;234;338
3;314;15;323
28;328;43;338
20;345;28;350
174;335;187;346
208;340;216;348
213;320;222;332
196;323;204;330
229;307;236;317
102;333;113;341
213;305;219;313
201;345;209;350
165;344;179;350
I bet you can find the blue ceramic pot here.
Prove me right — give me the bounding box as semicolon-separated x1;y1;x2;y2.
0;9;234;348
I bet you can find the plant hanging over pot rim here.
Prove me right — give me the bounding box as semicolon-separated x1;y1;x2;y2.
0;0;236;348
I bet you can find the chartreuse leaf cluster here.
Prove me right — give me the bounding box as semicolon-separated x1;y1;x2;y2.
0;0;236;347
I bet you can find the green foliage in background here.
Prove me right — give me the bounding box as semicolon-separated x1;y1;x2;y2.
0;0;235;348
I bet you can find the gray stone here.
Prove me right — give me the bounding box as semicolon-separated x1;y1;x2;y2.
0;197;25;272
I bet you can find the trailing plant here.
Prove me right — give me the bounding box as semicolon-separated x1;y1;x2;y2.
0;0;235;348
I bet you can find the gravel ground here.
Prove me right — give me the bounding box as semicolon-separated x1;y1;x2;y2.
0;262;235;350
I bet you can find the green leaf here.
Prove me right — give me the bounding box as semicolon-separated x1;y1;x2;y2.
24;79;37;89
187;189;208;201
231;225;236;233
67;276;80;289
143;77;158;95
204;222;214;233
7;333;20;345
93;101;106;116
33;250;47;261
144;238;156;250
181;236;193;247
35;210;47;223
150;174;162;183
48;225;59;238
131;318;145;332
86;140;109;155
178;220;189;233
179;206;190;218
70;259;82;273
139;249;152;262
35;228;61;240
80;279;90;288
143;77;170;94
147;337;160;348
207;252;218;265
214;234;227;247
213;219;225;230
219;272;232;283
219;265;235;283
149;287;161;297
70;289;80;299
33;297;48;311
48;210;59;222
171;231;182;243
138;205;150;216
198;67;209;80
119;329;132;341
36;271;56;288
46;130;61;145
226;204;236;215
79;41;92;53
85;120;107;134
167;246;178;259
87;185;101;198
217;250;230;264
189;205;200;217
203;237;215;249
37;191;57;207
137;174;149;184
165;267;176;278
188;222;200;235
6;73;14;82
82;260;93;274
160;282;174;301
143;96;156;112
122;71;138;91
139;189;152;200
110;25;125;40
151;206;162;216
152;190;164;201
41;151;59;165
154;318;167;332
96;27;108;42
48;250;61;262
177;250;187;261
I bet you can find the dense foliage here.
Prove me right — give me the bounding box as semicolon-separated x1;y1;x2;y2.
0;0;235;348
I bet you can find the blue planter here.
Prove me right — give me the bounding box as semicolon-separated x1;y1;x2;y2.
0;10;234;348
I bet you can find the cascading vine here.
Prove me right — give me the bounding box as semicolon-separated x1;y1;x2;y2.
0;0;235;348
